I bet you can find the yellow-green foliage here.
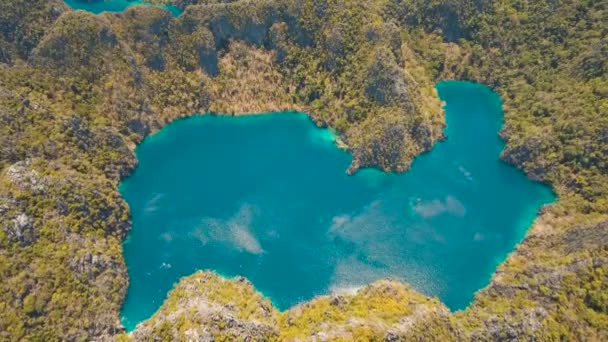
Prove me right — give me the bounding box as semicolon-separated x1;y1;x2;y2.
383;1;608;338
278;280;437;339
130;272;279;341
132;273;459;341
389;0;608;213
162;272;277;323
0;0;606;340
0;0;67;60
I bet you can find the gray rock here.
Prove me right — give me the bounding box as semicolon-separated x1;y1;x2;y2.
329;295;347;307
593;258;606;268
63;115;94;152
477;307;548;341
69;250;121;281
364;47;412;109
6;160;46;194
6;213;35;245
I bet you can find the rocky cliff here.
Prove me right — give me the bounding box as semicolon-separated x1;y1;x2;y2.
0;0;606;340
125;271;460;341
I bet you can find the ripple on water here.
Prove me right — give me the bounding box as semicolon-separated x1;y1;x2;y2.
64;0;183;16
118;81;555;330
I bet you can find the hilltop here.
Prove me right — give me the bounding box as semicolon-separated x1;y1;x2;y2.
0;0;606;340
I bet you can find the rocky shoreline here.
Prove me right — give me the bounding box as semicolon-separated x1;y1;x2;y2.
0;0;606;340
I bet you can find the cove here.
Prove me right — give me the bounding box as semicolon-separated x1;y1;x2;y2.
64;0;182;16
118;81;555;330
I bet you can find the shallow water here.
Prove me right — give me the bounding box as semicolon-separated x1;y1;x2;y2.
118;81;555;330
64;0;182;16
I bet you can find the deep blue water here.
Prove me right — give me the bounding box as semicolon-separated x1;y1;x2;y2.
118;81;555;330
64;0;183;16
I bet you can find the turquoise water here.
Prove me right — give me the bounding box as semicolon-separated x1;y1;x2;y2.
119;81;555;330
64;0;182;16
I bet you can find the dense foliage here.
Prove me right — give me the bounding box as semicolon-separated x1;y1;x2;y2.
385;0;608;339
387;0;608;213
127;271;461;341
0;0;606;340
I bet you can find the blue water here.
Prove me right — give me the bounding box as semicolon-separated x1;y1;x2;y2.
64;0;183;16
118;81;555;330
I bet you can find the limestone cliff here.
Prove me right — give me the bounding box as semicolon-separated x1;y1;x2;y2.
0;0;606;340
126;272;460;341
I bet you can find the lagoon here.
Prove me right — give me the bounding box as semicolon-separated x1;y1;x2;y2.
64;0;182;16
118;81;555;330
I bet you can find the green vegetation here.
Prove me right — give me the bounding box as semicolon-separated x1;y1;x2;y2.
128;272;461;341
387;0;608;213
0;0;606;340
277;279;460;341
383;1;608;339
128;272;279;341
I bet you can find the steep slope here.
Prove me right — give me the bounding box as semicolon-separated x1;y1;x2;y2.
127;272;280;341
0;0;606;340
125;271;460;341
385;0;608;339
0;0;67;62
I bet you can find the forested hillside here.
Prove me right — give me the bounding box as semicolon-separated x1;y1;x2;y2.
0;0;606;340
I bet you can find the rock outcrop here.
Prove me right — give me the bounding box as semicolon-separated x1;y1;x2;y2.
130;272;279;341
6;160;46;195
0;0;606;340
128;272;461;341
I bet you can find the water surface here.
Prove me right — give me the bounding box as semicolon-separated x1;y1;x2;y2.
64;0;182;16
119;81;555;330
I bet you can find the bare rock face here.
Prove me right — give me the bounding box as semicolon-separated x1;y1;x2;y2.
69;248;123;282
564;219;608;254
130;271;279;341
469;306;549;341
6;160;46;195
2;160;45;245
129;274;462;341
6;212;35;245
279;279;462;341
364;47;412;109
